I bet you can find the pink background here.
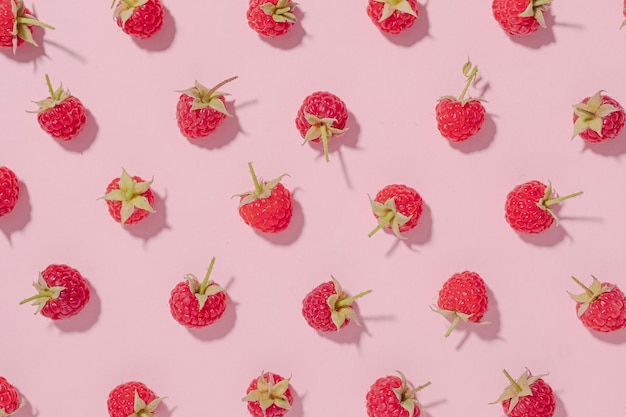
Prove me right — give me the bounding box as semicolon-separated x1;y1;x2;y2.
2;1;626;416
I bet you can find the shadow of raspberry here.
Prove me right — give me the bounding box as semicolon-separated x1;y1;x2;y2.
55;109;99;153
0;23;48;64
507;10;556;49
131;5;176;52
0;180;32;244
587;327;626;344
53;279;101;332
185;100;247;151
16;395;38;417
382;202;433;256
579;127;626;157
254;193;304;246
448;112;497;154
186;278;237;342
313;302;371;346
127;190;170;242
454;285;504;350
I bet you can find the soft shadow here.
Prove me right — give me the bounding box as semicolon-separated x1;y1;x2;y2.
187;294;237;342
448;112;496;153
18;396;38;417
155;400;174;417
45;39;86;63
0;180;32;243
455;285;503;350
382;0;430;46
255;191;304;245
132;6;176;51
382;202;433;256
588;327;626;344
518;224;567;246
311;111;361;166
127;190;170;242
553;391;567;417
580;128;626;157
509;11;556;48
186;100;242;150
53;280;101;332
259;7;305;49
419;398;447;417
0;24;47;64
57;109;98;153
287;381;305;417
318;303;369;346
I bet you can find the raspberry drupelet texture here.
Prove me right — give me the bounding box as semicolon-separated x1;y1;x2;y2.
0;0;53;52
366;371;430;417
107;381;163;417
37;96;86;140
492;0;552;36
366;0;419;34
573;92;625;143
501;374;555;417
0;376;22;416
570;276;626;332
369;184;423;239
247;0;297;37
114;0;164;39
103;169;155;226
0;166;20;217
435;98;485;142
243;372;293;417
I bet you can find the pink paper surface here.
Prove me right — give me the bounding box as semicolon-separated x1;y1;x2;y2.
2;1;626;416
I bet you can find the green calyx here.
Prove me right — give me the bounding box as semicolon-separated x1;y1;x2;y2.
9;0;55;54
535;182;583;225
368;196;411;240
327;276;372;331
392;371;431;417
112;0;149;26
19;273;65;314
184;257;225;310
28;74;71;113
572;90;620;138
302;113;347;163
260;0;297;23
234;162;288;208
177;76;238;115
101;168;155;226
491;369;548;413
242;372;291;413
430;305;473;337
438;59;483;105
373;0;417;22
129;390;165;417
569;276;614;317
518;0;552;27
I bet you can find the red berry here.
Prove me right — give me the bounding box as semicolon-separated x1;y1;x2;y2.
572;91;625;143
295;91;348;162
242;372;293;417
492;0;552;36
369;184;423;239
176;77;237;140
0;376;23;416
247;0;297;37
113;0;164;39
0;0;53;53
302;276;372;332
102;168;155;226
20;264;91;320
366;0;419;34
0;166;19;218
504;180;582;234
107;381;164;417
169;257;227;328
569;276;626;332
366;371;430;417
492;369;556;417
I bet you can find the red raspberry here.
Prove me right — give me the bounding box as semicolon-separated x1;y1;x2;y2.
102;168;155;226
572;91;625;143
107;381;164;417
247;0;297;37
492;369;556;417
0;166;19;218
569;276;626;332
0;0;53;53
113;0;164;39
243;372;293;417
492;0;552;36
366;0;419;34
369;184;423;239
0;376;23;416
366;371;430;417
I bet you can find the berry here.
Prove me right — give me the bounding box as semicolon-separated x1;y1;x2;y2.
504;180;582;234
492;0;552;36
431;271;489;337
112;0;164;39
176;77;237;140
0;0;53;53
107;381;164;417
295;91;348;162
368;184;423;239
169;257;227;328
0;166;19;218
235;162;293;234
29;74;87;141
569;276;626;332
365;371;430;417
492;369;556;417
102;168;155;226
572;91;625;143
301;276;372;332
242;372;293;417
436;60;485;142
366;0;419;34
0;377;23;416
247;0;297;37
20;264;91;320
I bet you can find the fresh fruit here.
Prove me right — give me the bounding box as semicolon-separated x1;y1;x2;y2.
112;0;164;39
102;168;155;226
435;60;486;142
0;376;23;416
431;271;489;337
365;371;430;417
302;276;372;332
0;166;19;218
492;0;552;36
368;184;423;239
295;91;348;162
622;0;626;28
29;74;87;141
242;372;293;417
176;77;237;140
247;0;297;37
107;381;164;417
569;276;626;332
491;369;556;417
504;180;582;234
366;0;419;34
235;162;293;233
572;91;625;143
169;257;227;328
0;0;54;53
20;264;91;320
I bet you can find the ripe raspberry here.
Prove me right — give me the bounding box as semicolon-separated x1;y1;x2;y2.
366;0;419;34
369;184;423;239
366;371;430;417
492;369;556;417
235;162;293;234
432;271;489;337
504;180;582;234
492;0;552;36
20;264;91;320
0;376;23;416
247;0;297;37
569;276;626;332
0;166;19;218
295;91;348;162
0;0;54;53
302;276;372;332
242;372;293;417
169;257;227;328
29;74;87;141
113;0;164;39
102;168;155;226
107;381;164;417
176;77;237;140
572;91;625;143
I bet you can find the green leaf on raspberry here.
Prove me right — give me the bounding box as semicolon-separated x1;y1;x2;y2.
429;305;473;337
518;0;553;28
184;257;225;310
491;369;548;413
177;77;237;115
572;90;620;138
102;168;155;226
19;273;65;314
326;276;372;331
130;390;164;417
391;371;430;416
569;276;615;317
260;0;298;23
373;0;417;22
112;0;149;26
28;74;72;113
242;372;292;412
234;162;288;207
368;196;411;239
302;112;348;163
535;181;583;225
10;0;54;53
